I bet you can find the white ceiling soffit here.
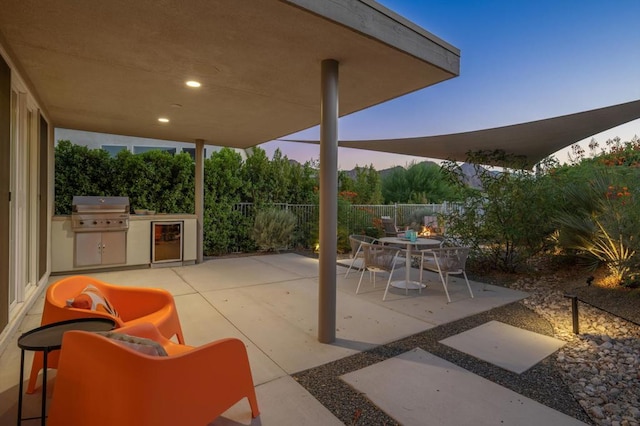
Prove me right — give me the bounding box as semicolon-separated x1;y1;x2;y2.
283;99;640;168
0;0;459;148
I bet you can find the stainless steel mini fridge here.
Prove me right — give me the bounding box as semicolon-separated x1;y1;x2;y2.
151;221;183;264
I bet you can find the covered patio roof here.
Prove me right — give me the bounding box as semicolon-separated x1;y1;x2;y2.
0;0;459;146
1;0;461;344
283;99;640;168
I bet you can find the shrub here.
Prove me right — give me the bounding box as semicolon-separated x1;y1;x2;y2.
54;140;115;214
203;148;245;255
253;208;297;252
442;154;559;272
554;169;639;284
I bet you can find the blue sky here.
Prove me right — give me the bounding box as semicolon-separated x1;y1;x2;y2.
260;0;640;170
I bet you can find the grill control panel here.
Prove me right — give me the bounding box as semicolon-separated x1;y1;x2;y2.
72;214;129;232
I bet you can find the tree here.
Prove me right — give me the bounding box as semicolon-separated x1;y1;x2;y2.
442;154;560;272
382;161;459;204
285;160;316;204
352;165;383;204
381;166;409;203
338;170;355;195
241;147;272;204
338;165;383;204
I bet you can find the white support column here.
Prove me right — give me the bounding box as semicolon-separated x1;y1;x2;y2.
318;59;339;343
195;139;204;264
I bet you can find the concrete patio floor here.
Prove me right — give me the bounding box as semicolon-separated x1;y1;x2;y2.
0;252;581;425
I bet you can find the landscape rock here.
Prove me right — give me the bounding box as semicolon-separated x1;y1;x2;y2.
510;276;640;426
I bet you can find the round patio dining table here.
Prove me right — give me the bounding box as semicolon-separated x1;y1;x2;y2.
379;236;441;290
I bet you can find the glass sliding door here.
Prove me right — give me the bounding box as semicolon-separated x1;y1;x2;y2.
0;54;10;332
8;78;40;315
25;105;38;292
8;89;16;309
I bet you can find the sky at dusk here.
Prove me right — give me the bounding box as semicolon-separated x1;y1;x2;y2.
260;0;640;170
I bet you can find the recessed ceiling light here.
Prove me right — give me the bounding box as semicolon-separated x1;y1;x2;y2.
186;80;201;88
158;117;169;123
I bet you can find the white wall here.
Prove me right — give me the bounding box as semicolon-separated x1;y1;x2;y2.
54;128;248;160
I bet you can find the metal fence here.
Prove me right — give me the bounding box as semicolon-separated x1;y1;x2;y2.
230;202;462;252
353;202;462;228
233;202;318;249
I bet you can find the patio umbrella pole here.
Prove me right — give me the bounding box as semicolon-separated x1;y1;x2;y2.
318;59;339;343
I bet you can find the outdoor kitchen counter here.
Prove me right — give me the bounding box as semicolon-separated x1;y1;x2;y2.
129;213;197;220
51;215;197;273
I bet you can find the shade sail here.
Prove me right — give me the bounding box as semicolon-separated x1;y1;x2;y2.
282;99;640;168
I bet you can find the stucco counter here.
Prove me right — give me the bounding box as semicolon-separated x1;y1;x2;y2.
51;214;197;273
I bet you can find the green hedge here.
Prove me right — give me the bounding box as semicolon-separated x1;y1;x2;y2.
54;141;317;255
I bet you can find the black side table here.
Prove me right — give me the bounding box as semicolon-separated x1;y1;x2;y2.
17;317;116;425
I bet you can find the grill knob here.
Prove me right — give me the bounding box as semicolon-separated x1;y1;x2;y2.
79;221;84;225
93;221;98;225
106;220;111;224
119;220;124;224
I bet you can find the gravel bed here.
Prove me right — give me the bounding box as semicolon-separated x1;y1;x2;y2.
512;276;640;426
293;253;638;425
293;302;593;425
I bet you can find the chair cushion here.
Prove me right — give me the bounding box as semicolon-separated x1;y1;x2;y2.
95;331;168;356
66;284;119;317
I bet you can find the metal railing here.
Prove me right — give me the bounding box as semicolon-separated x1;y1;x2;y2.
227;202;462;253
233;202;318;249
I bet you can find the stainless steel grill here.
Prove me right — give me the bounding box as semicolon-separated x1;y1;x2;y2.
71;196;130;232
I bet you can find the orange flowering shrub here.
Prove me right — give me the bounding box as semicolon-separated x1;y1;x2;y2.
338;191;358;201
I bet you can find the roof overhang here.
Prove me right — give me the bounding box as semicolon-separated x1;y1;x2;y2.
283;99;640;168
0;0;459;148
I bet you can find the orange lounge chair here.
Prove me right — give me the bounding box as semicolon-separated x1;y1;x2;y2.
113;322;193;356
27;275;184;394
47;323;259;426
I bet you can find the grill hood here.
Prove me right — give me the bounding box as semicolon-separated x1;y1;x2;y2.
72;196;130;213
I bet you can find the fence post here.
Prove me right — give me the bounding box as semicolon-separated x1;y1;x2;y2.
394;203;398;226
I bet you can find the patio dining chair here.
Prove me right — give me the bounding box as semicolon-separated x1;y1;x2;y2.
345;234;379;278
356;242;403;301
419;247;474;303
381;216;405;237
406;235;448;267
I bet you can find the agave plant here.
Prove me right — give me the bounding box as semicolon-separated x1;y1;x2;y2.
555;171;637;283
